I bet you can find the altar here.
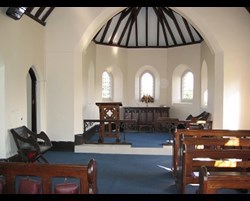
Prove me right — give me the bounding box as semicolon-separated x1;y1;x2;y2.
122;106;170;132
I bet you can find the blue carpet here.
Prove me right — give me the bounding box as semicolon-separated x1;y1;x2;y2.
44;152;176;194
86;132;173;147
43;152;249;195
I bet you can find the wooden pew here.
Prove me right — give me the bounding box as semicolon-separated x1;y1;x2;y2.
173;129;250;178
0;159;97;194
179;137;250;193
198;165;250;194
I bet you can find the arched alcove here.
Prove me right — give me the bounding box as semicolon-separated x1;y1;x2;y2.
77;7;224;129
172;64;191;104
135;65;160;105
201;60;208;108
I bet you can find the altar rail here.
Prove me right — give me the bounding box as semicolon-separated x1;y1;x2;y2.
83;119;137;143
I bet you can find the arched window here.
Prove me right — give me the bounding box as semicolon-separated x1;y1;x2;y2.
102;71;112;100
140;72;154;99
181;71;194;102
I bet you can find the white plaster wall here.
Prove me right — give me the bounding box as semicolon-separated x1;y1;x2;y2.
82;42;98;120
95;45;127;104
86;44;202;121
127;48;168;107
204;8;250;129
0;62;5;158
212;8;250;129
46;7;103;141
45;7;124;140
46;7;111;52
175;7;250;129
0;9;45;158
93;43;202;120
200;41;215;122
45;52;75;141
168;44;201;119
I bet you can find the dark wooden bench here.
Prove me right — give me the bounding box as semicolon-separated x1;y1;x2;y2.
198;165;250;194
173;129;250;178
177;111;212;130
179;137;250;193
0;159;97;194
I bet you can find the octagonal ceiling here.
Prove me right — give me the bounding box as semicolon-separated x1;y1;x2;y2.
93;7;203;48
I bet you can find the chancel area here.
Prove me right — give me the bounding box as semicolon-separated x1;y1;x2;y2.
0;7;250;194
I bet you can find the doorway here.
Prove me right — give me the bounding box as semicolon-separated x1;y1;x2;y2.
27;68;37;133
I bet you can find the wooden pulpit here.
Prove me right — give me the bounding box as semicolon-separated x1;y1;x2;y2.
95;102;122;143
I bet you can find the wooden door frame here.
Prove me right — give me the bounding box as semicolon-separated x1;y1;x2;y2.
28;68;37;133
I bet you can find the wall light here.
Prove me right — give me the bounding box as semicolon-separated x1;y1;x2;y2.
6;7;27;20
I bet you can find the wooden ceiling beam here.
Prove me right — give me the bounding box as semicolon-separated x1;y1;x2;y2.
35;7;45;18
42;7;55;22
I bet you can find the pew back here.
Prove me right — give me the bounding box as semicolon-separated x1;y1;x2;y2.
173;129;250;178
0;159;97;194
198;165;250;194
179;137;250;193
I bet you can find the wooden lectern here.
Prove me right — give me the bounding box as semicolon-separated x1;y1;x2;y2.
95;102;122;143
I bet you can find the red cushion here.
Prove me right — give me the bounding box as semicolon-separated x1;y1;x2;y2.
18;178;41;194
26;151;37;161
54;182;79;194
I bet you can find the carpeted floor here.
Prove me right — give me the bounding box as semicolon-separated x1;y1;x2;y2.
44;151;176;194
43;151;249;195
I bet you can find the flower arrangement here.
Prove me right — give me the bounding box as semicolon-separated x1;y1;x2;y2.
140;94;154;106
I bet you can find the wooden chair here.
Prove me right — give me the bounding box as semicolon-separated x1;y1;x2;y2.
10;125;53;163
177;111;211;129
189;111;210;121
